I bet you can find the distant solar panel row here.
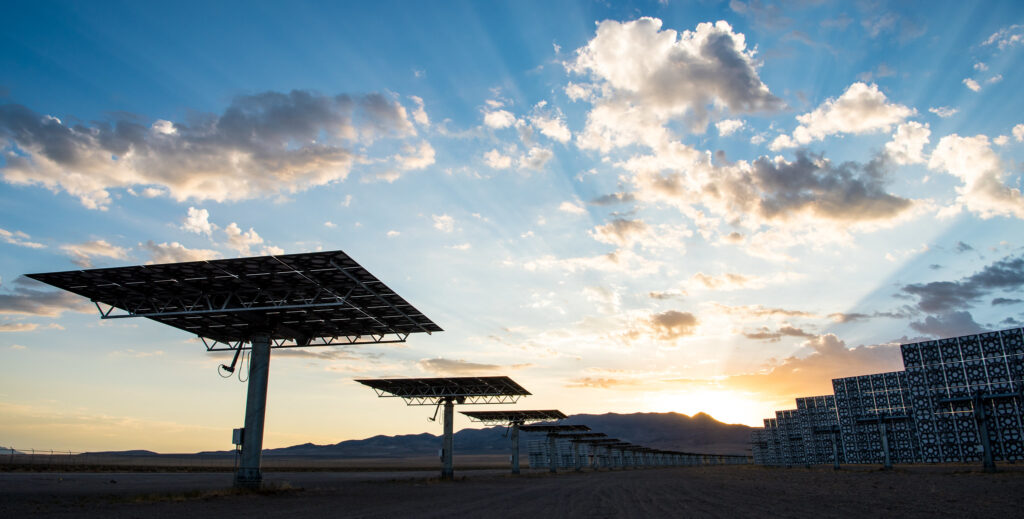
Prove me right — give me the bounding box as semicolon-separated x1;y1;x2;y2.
750;327;1024;467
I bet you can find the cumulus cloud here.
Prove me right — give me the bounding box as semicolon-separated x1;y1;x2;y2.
223;223;267;256
884;121;930;165
60;239;129;267
139;241;220;264
409;95;430;126
716;118;745;136
688;272;759;291
901;253;1024;313
0;276;91;317
483;109;517;129
983;24;1023;50
483;149;512;169
0;227;44;249
589;218;649;248
909;311;985;338
558;200;587;215
417;357;531;375
743;325;815;342
529;108;571;143
1013;124;1024;142
569;17;781;148
519;147;553;170
770;82;913;150
0;91;417;209
432;214;454;233
928;134;1024;218
392;141;436;171
928;106;958;118
622;309;699;343
181;207;216;236
963;78;981;92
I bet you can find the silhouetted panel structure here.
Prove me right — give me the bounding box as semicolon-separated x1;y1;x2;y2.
796;395;844;466
775;409;805;467
902;328;1024;465
27;250;442;350
750;429;768;465
762;418;781;466
460;410;566;474
29;250;441;489
833;371;921;465
357;377;529;479
520;424;590;473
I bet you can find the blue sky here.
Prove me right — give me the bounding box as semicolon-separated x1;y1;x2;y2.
2;0;1024;452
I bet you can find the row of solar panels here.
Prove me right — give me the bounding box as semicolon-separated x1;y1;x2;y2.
526;437;746;469
751;327;1024;466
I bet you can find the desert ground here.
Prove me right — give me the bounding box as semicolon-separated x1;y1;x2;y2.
3;462;1023;518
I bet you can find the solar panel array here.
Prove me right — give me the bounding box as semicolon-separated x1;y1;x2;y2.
355;376;530;405
902;328;1024;462
795;395;843;465
750;327;1024;467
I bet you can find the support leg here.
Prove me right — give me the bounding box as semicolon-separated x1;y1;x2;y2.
235;334;271;489
975;394;996;473
573;441;581;472
441;398;454;480
880;421;892;470
511;423;520;475
548;434;558;473
832;432;841;470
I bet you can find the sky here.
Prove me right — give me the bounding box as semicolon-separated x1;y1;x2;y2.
1;0;1024;453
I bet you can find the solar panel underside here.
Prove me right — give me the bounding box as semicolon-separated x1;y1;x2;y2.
459;410;566;424
27;250;442;345
901;328;1024;462
356;376;530;405
833;370;921;464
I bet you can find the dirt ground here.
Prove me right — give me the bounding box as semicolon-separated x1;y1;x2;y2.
2;464;1023;518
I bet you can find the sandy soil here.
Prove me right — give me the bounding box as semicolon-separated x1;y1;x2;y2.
3;464;1023;518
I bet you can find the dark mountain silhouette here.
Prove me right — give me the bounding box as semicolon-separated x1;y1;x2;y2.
189;411;751;457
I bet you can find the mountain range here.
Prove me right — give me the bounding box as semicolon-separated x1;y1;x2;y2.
196;412;752;458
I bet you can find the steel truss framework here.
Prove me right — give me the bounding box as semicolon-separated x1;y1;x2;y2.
27;250;442;350
355;376;531;406
460;410;566;425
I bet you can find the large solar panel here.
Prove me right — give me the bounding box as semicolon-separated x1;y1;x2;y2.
460;409;566;425
901;328;1024;463
795;395;844;465
519;424;591;433
763;418;781;466
833;370;921;464
749;428;767;465
355;376;530;405
27;250;442;350
775;409;806;466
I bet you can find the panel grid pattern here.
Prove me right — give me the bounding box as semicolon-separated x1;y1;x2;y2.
833;370;921;464
796;395;844;465
901;328;1024;462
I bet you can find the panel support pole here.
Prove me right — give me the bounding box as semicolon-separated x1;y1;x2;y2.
510;422;520;475
441;397;454;480
573;441;581;472
548;433;558;473
974;391;996;473
831;431;841;470
235;333;271;489
879;421;892;470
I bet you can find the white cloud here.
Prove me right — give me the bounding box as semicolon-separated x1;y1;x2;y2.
324;221;336;228
139;241;220;264
181;207;216;236
432;214;454;233
928;106;958;118
530;112;571;143
569;17;781;148
770;82;913;150
885;121;930;165
449;243;471;251
483;109;517;129
223;223;265;256
519;147;553;170
386;230;400;237
60;240;129;267
982;24;1023;50
558;200;587;215
393;141;436;171
716;118;745;136
963;78;981;92
564;82;595;102
994;135;1009;146
409;95;429;126
1013;124;1024;142
929;134;1024;219
483;149;513;169
986;74;1003;85
0;91;418;210
0;228;44;249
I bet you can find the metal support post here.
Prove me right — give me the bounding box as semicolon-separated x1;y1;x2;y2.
831;431;841;470
235;333;271;489
974;392;996;473
510;422;520;475
879;421;892;470
573;441;581;472
548;434;558;473
441;397;455;480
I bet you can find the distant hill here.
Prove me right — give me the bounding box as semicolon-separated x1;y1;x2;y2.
191;411;751;458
